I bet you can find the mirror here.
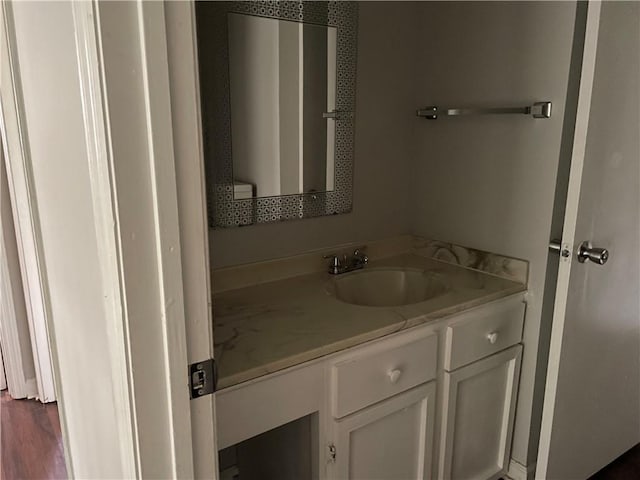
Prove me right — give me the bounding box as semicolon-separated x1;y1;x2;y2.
228;13;337;198
196;1;358;228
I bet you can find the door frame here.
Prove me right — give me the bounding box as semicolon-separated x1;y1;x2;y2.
0;147;37;399
164;2;219;478
74;1;198;476
0;2;56;404
535;1;602;478
2;0;209;477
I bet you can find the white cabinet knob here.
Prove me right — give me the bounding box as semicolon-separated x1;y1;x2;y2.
486;332;499;344
387;369;402;384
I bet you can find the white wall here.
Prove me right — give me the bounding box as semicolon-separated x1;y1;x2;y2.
210;2;419;268
409;2;577;467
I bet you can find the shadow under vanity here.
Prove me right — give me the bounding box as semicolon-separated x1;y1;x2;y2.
212;236;528;480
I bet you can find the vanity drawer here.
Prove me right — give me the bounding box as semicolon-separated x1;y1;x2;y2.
444;296;525;371
331;331;438;419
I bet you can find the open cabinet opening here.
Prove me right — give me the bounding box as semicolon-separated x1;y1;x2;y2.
218;413;318;480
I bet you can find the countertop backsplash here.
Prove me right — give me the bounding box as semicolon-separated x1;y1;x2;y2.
211;235;529;293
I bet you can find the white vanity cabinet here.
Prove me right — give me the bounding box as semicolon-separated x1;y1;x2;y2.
214;294;526;480
327;331;439;480
437;298;525;480
333;382;437;480
438;347;522;480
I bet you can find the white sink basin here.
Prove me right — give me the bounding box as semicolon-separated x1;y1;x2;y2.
328;268;448;307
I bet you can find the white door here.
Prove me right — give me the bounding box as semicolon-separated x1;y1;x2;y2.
333;383;436;480
537;2;640;479
438;345;522;480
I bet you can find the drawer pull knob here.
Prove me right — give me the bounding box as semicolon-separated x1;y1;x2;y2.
387;369;402;384
486;332;499;344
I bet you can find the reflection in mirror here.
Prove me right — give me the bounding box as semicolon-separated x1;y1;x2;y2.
196;2;358;228
228;13;337;198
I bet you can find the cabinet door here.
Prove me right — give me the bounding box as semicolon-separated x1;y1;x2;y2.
333;382;436;480
438;345;522;480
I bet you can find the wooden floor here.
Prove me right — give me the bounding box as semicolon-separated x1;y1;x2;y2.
589;443;640;480
1;391;67;480
1;386;638;480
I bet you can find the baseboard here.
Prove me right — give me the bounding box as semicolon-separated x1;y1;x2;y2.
507;459;536;480
25;377;38;399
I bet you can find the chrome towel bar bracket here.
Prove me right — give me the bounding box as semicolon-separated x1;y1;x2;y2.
416;101;552;120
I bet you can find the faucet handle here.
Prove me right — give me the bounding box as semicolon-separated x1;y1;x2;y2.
353;246;368;264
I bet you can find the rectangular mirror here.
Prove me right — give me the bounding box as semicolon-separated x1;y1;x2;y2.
228;13;337;198
196;2;358;228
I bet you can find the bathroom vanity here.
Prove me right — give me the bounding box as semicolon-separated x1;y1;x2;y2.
212;241;527;480
194;3;530;477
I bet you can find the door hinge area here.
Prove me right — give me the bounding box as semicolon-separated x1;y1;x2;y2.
328;444;336;463
189;358;216;399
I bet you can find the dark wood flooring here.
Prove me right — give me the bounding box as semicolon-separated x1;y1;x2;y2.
589;443;640;480
1;391;67;479
1;385;638;480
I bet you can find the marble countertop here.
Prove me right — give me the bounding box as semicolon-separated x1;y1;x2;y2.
213;253;526;389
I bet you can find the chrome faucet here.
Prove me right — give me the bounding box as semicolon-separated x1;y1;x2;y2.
323;247;368;275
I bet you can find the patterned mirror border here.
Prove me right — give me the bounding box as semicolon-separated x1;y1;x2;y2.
196;1;358;228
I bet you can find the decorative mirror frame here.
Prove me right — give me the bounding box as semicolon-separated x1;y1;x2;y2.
196;1;358;228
